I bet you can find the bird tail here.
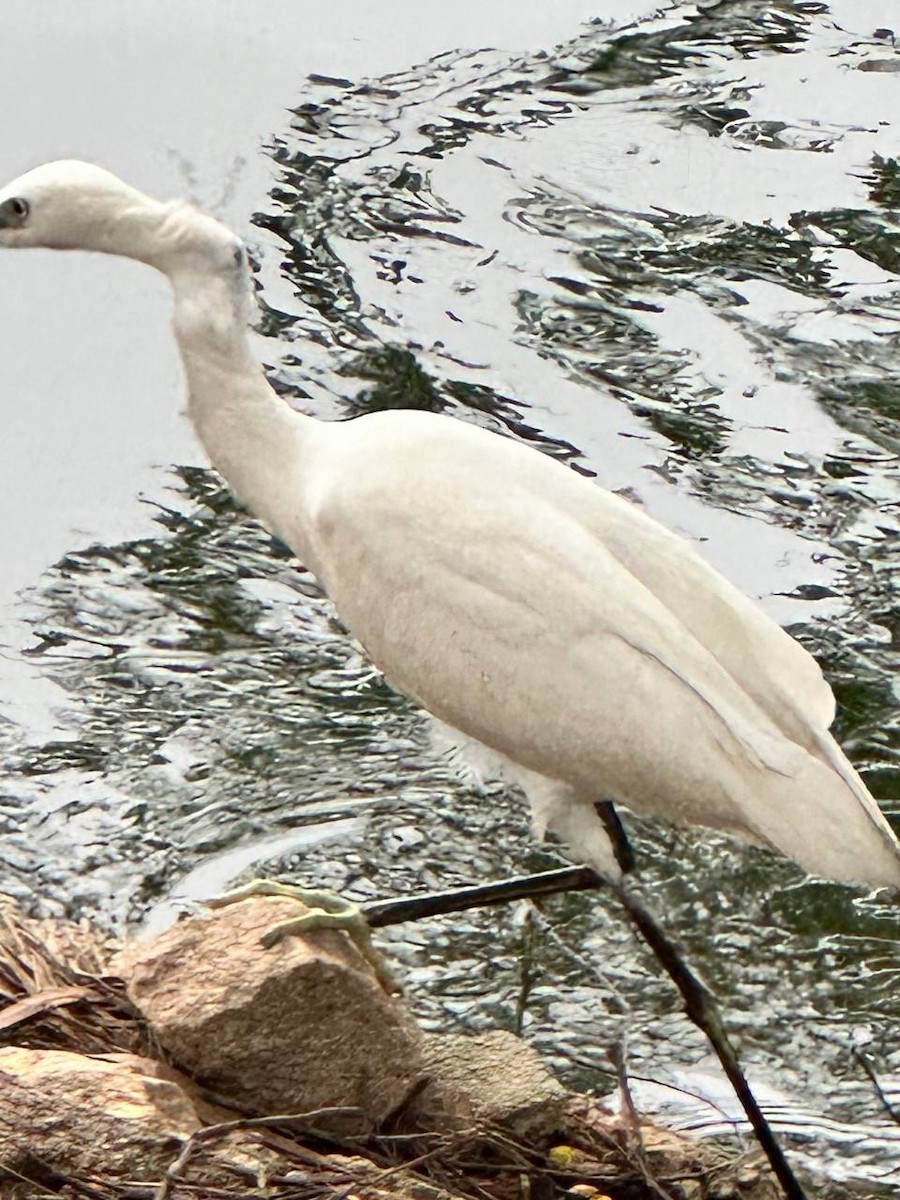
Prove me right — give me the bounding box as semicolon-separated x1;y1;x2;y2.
751;732;900;890
813;731;900;886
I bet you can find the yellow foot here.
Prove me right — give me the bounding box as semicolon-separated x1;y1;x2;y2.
207;879;399;992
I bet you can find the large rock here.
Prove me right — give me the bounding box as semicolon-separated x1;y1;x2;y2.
121;896;427;1131
412;1029;569;1137
0;1047;200;1182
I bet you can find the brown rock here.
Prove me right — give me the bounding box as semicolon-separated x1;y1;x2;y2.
121;896;426;1131
411;1029;569;1137
0;1047;200;1183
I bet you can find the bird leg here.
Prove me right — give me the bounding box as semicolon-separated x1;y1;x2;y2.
613;877;810;1200
362;838;810;1199
363;866;604;926
209;866;809;1197
594;799;636;875
586;799;809;1198
207;880;398;992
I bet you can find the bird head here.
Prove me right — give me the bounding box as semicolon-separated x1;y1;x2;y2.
0;161;155;251
0;160;244;276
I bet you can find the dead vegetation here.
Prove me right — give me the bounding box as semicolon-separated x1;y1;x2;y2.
0;898;146;1058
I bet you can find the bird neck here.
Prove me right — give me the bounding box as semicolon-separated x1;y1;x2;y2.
166;263;315;549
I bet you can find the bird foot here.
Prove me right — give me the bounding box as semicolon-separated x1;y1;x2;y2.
207;879;399;993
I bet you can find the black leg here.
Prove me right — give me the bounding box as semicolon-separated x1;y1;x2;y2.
614;879;809;1200
363;865;604;927
362;841;811;1198
595;801;808;1198
594;798;636;874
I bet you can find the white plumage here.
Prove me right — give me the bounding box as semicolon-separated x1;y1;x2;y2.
3;160;898;890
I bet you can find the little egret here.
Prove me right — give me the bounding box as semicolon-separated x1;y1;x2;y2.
2;162;899;1199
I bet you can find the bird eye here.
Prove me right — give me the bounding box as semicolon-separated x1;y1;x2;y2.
0;196;29;226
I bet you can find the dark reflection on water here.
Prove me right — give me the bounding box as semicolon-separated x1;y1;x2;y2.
3;1;900;1194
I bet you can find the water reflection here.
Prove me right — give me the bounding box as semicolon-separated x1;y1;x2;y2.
2;2;899;1193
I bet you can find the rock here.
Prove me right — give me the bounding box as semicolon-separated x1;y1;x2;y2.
411;1029;569;1137
121;896;427;1131
0;1047;200;1183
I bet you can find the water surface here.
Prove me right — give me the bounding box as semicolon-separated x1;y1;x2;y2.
1;2;899;1194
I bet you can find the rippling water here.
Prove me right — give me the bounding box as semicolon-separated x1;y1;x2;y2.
2;2;899;1194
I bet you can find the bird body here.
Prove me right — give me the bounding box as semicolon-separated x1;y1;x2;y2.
294;410;900;886
3;160;899;890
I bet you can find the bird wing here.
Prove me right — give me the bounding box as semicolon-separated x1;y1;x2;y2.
306;410;833;744
297;411;900;886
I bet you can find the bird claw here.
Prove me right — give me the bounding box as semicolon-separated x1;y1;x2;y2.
208;879;400;993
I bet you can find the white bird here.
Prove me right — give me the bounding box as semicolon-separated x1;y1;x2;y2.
6;160;894;1200
1;160;899;894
